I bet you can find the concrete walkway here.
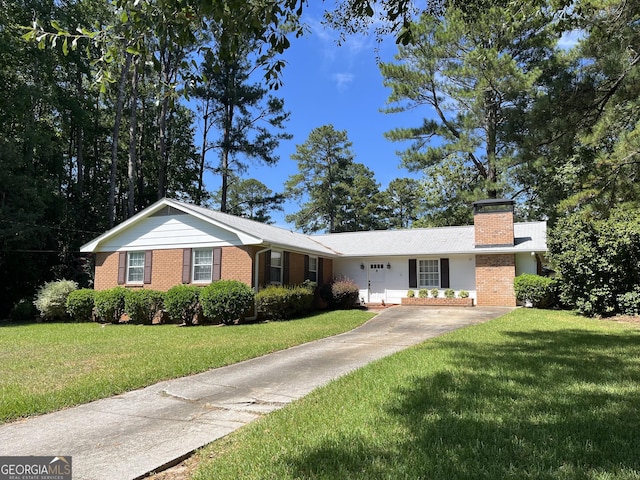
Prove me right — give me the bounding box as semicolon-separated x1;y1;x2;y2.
0;306;511;480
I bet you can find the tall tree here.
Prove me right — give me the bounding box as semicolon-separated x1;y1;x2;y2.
193;32;291;212
217;176;284;224
285;125;381;233
380;3;557;222
380;178;424;229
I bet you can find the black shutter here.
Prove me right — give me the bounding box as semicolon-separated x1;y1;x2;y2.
118;252;127;285
182;248;192;283
213;247;222;281
440;258;450;288
408;259;417;288
264;250;271;285
283;251;290;285
304;255;310;281
143;251;153;284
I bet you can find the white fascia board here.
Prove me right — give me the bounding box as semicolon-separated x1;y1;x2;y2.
80;198;264;253
163;199;263;245
79;198;170;252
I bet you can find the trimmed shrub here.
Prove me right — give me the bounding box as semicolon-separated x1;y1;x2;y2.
617;288;640;316
66;289;96;322
514;274;557;309
33;280;78;321
406;290;415;298
164;285;202;325
125;289;165;325
418;289;428;298
430;288;439;298
200;280;255;325
93;287;126;323
548;208;640;317
256;284;315;320
10;298;37;321
458;290;469;299
320;277;360;309
444;288;455;299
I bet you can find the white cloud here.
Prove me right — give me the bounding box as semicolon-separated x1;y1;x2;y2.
332;72;355;91
558;30;584;50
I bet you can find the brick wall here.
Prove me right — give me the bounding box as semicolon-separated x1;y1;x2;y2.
475;254;516;306
474;211;514;246
288;252;306;285
94;247;335;292
93;246;255;291
221;246;254;286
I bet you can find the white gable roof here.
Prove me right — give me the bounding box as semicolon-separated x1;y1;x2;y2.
80;198;339;256
80;198;547;256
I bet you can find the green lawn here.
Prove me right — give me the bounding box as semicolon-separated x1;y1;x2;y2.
0;310;374;423
193;309;640;480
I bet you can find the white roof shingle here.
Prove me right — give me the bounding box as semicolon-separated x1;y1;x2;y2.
81;198;547;256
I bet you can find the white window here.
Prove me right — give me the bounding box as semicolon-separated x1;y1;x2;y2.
418;259;440;288
308;256;318;282
270;251;282;284
193;249;213;283
127;252;145;284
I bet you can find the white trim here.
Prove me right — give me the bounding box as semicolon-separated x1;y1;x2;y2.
126;251;145;284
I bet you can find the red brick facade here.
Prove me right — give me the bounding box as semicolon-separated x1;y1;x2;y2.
474;211;514;246
93;246;332;292
475;254;516;306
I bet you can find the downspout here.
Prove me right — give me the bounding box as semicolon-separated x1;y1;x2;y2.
245;246;271;321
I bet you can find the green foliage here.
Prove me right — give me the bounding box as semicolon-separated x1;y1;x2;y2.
164;285;202;325
65;289;96;322
320;277;360;309
514;274;556;309
617;288;640;317
200;281;255;325
418;289;428;298
33;280;78;321
256;284;315;321
430;288;439;298
10;299;38;322
548;208;640;317
124;289;165;325
93;287;127;323
444;288;455;299
284;125;385;233
406;289;415;298
458;290;469;299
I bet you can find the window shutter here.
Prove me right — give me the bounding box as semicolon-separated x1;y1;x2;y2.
440;258;450;288
408;259;417;288
182;248;192;284
143;251;153;284
304;255;310;281
264;250;271;286
283;251;290;285
118;252;127;285
213;247;222;281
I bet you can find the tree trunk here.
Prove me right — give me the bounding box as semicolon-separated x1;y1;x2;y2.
127;57;140;218
109;53;132;227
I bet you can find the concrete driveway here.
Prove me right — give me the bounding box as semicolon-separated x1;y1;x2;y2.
0;306;511;480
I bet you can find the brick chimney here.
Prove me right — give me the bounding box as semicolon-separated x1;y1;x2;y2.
472;199;515;247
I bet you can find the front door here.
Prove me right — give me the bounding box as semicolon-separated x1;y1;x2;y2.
368;262;386;303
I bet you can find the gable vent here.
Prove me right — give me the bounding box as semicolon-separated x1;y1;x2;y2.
150;206;187;217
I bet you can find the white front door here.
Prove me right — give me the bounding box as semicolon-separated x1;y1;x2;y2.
368;262;386;303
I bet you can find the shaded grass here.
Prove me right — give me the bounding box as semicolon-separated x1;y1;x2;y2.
0;310;373;423
194;309;640;480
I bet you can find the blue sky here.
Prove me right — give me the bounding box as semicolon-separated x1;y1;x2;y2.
201;7;426;228
199;8;582;229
